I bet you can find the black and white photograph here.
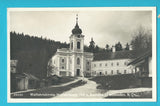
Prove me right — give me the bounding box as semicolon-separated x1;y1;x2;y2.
7;7;156;102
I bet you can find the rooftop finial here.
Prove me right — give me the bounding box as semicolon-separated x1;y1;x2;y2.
76;14;78;24
72;14;82;34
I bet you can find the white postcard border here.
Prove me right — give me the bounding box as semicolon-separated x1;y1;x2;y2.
7;7;157;103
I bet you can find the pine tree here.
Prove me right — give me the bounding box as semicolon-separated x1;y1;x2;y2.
89;37;95;53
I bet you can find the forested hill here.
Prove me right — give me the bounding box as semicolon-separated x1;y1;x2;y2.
10;32;70;79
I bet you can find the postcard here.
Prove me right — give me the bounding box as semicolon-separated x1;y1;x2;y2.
7;7;157;102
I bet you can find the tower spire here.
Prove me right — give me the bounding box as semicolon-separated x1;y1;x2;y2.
91;37;93;41
72;14;82;34
76;14;78;25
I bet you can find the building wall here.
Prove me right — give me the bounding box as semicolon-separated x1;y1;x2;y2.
70;35;84;52
50;53;136;77
11;60;18;73
17;78;28;91
91;59;134;76
50;51;94;77
148;56;152;77
83;55;93;76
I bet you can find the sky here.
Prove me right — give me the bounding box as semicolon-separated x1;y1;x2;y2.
9;9;152;48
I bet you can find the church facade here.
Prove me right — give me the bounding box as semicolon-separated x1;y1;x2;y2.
49;16;93;77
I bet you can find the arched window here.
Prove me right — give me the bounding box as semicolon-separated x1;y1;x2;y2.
62;59;64;63
77;42;80;49
77;58;80;65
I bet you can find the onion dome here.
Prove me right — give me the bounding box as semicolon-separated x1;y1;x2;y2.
72;14;82;34
72;23;82;34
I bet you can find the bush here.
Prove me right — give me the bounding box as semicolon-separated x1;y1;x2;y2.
45;75;75;86
90;74;139;90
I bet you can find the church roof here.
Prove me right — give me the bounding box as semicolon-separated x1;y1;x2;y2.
72;14;82;34
72;23;82;34
93;50;139;61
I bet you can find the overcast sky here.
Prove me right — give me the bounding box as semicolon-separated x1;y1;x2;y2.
9;10;152;48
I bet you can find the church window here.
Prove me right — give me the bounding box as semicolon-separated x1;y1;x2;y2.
124;61;128;65
62;66;64;69
62;59;64;63
124;70;127;74
77;58;80;65
99;63;102;67
111;63;113;66
94;64;96;67
105;63;107;66
77;41;80;49
117;70;119;74
87;62;89;65
111;70;113;74
71;42;73;50
117;62;119;66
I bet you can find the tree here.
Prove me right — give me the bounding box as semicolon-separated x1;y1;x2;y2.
115;42;122;51
131;26;152;51
10;31;69;78
125;43;129;50
105;44;109;51
47;59;57;77
94;45;100;53
89;38;95;53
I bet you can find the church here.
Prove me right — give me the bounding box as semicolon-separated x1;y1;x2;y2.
49;15;151;78
49;15;94;77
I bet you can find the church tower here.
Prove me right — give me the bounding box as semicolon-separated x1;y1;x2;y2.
69;14;85;77
50;14;93;77
70;14;84;53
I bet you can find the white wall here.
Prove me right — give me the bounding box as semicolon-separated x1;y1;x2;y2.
148;56;152;77
91;59;134;76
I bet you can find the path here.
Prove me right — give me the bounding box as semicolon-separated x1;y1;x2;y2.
53;77;104;98
53;77;152;99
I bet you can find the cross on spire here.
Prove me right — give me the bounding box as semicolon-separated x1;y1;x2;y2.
76;14;78;24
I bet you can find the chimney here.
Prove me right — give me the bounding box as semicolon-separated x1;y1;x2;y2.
129;45;133;50
112;46;116;52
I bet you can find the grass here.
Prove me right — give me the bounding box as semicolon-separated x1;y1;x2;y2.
45;75;76;86
90;74;140;90
11;80;86;98
58;76;76;84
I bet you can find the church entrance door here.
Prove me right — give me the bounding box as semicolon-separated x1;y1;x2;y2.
76;69;80;76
